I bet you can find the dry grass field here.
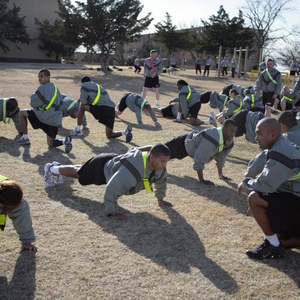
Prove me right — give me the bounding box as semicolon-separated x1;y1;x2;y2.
1;63;300;300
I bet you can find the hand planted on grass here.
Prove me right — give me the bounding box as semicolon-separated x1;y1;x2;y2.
158;199;173;207
219;174;232;181
200;180;215;186
21;243;38;252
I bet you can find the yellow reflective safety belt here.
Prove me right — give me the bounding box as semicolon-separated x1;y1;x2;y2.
288;171;300;181
67;100;77;111
2;98;11;124
142;152;152;193
0;175;8;232
141;99;148;112
39;86;58;111
251;94;255;107
265;69;277;84
0;175;8;182
232;99;243;114
0;214;6;232
217;128;224;152
91;84;101;106
283;95;294;102
187;86;192;100
223;96;229;107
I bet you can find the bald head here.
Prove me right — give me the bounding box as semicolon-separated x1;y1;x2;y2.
255;117;281;150
257;117;281;134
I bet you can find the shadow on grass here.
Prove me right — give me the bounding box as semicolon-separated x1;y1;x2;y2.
167;173;248;215
255;250;300;289
46;185;238;294
0;252;36;300
0;136;22;157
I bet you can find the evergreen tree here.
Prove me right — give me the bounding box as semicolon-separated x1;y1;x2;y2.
200;6;254;57
154;13;190;56
0;0;30;53
35;18;80;62
61;0;153;73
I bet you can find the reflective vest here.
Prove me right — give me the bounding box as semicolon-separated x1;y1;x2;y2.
251;94;255;107
187;86;192;100
2;98;11;124
142;152;153;193
283;95;293;102
140;99;148;112
91;84;101;105
223;96;229;107
0;175;8;232
232;99;243;114
217;128;224;152
39;86;58;111
67;100;77;111
265;69;277;84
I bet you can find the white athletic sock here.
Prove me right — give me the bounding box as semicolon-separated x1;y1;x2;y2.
23;134;29;139
265;234;280;247
176;112;182;120
121;130;126;135
203;119;210;124
76;125;82;132
50;165;60;175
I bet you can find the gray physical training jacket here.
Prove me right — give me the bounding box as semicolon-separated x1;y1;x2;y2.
243;135;300;196
125;93;157;124
184;128;234;171
30;82;63;127
0;199;36;244
80;81;115;108
103;148;168;214
0;98;22;133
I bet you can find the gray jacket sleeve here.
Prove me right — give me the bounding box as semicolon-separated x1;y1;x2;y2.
214;145;233;168
244;151;267;178
153;169;167;199
149;107;157;122
179;94;189;116
103;166;138;214
192;139;217;170
7;199;36;244
293;79;300;93
242;156;296;194
135;110;143;124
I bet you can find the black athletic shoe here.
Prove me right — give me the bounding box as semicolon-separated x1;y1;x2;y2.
64;135;73;153
125;125;133;143
246;239;284;259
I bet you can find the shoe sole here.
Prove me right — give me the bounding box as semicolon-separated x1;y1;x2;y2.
65;142;73;153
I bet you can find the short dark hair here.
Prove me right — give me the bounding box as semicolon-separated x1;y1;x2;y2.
229;88;239;96
149;143;171;157
81;76;91;83
278;111;297;129
223;118;237;129
6;98;18;112
177;79;188;86
0;180;23;207
143;104;151;110
39;69;51;77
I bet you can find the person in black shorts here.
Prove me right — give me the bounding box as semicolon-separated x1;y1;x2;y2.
237;118;300;259
17;69;72;152
142;49;163;107
43;144;172;220
70;76;132;143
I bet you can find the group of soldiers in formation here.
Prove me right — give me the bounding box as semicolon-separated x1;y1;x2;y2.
1;55;300;260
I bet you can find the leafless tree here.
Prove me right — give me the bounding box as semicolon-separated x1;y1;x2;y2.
242;0;295;58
